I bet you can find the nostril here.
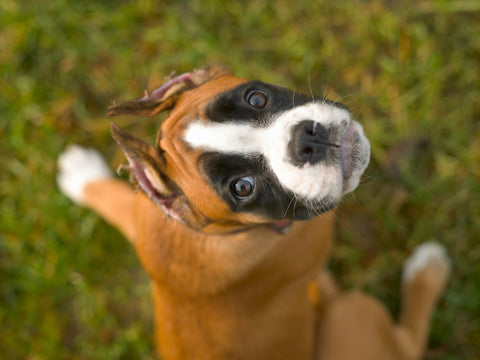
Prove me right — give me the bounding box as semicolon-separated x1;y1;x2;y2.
303;147;313;156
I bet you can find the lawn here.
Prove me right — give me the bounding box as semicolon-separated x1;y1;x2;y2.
1;0;479;359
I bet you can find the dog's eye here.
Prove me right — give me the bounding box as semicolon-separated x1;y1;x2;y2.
231;176;255;199
246;91;267;109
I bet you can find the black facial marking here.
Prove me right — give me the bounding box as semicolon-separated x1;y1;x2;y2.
199;153;336;221
205;81;313;127
196;80;350;222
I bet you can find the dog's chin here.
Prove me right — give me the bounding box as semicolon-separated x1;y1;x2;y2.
340;120;370;195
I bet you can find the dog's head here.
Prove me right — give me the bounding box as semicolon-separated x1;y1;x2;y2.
108;65;370;233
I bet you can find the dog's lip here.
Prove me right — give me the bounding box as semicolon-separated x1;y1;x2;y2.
340;122;358;190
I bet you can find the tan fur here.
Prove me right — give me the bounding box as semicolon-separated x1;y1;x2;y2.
77;67;448;359
84;183;333;359
83;180;448;360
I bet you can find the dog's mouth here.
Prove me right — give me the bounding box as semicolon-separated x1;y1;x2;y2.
339;120;370;194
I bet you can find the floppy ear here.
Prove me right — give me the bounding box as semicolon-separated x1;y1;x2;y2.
111;122;175;201
111;123;210;230
106;65;231;117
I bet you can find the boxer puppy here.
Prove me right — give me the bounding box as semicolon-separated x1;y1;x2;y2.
57;65;450;360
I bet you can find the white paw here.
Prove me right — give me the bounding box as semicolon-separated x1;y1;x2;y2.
57;145;112;204
402;241;451;282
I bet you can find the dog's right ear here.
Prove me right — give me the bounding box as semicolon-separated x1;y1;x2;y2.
106;65;231;117
110;122;175;198
110;122;211;230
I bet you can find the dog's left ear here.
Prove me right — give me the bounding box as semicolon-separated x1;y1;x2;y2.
106;65;231;117
111;123;210;230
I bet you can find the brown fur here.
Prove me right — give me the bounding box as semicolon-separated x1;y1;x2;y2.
76;66;449;359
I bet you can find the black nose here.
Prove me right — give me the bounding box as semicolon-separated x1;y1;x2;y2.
287;120;338;167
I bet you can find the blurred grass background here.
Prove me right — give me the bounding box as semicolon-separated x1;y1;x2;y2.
1;0;479;358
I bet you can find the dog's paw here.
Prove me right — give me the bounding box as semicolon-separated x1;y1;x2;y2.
57;145;112;204
402;241;451;296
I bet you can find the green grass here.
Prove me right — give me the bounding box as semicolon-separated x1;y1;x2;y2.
1;0;479;358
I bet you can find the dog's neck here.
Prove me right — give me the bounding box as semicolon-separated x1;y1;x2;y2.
134;193;333;294
131;192;333;359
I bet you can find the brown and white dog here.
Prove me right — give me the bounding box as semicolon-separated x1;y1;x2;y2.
57;65;450;360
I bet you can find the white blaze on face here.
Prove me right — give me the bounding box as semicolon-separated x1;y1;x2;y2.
184;102;360;202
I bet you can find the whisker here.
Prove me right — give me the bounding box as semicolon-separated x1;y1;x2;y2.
293;196;299;220
327;207;340;221
358;174;376;186
322;83;328;101
283;194;297;220
332;93;361;108
309;199;320;218
308;69;315;102
349;191;365;211
305;199;314;219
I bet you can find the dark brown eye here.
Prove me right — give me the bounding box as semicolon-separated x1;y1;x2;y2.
231;176;255;199
246;91;267;108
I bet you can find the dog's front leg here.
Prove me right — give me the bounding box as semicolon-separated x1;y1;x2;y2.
57;145;137;242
